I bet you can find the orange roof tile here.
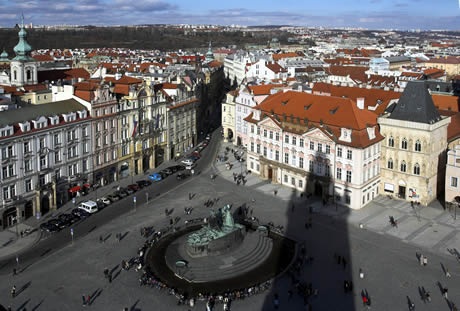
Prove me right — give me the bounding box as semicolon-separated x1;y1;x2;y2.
116;75;142;85
432;94;459;112
113;84;130;95
247;84;285;96
272;52;303;61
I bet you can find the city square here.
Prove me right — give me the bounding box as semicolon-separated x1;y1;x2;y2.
1;133;460;310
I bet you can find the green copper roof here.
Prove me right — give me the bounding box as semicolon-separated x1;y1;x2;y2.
205;41;214;62
0;49;8;61
13;16;34;62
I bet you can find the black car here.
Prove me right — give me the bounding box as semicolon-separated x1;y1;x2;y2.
168;166;179;173
72;208;90;219
176;172;191;180
173;165;185;171
56;218;72;229
125;187;135;195
41;219;60;232
137;179;152;187
161;168;173;176
96;200;106;210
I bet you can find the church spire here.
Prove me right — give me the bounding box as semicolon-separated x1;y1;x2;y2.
13;15;33;61
205;41;214;62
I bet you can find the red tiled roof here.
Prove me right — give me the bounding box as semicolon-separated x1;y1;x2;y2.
312;83;401;114
255;91;378;130
169;98;198;110
113;84;130;95
247;84;285;96
426;56;460;65
116;75;142;85
265;62;287;73
244;91;383;148
432;94;459;112
272;52;303;61
32;55;54;62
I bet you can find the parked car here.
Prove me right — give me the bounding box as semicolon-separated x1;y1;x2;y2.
127;184;140;192
191;151;201;158
71;208;90;219
56;217;72;229
41;219;60;232
186;163;196;170
176;172;191;180
181;159;194;166
197;145;204;152
188;154;199;161
167;166;179;173
98;197;111;206
107;194;120;202
116;189;128;198
136;180;152;188
125;187;135;195
161;168;173;176
148;173;163;182
77;200;98;214
173;165;185;171
96;200;106;210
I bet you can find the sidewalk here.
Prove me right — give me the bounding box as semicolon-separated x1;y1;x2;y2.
213;139;460;258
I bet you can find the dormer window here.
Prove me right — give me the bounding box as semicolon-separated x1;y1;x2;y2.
339;128;352;142
19;122;30;132
49;116;59;126
366;126;376;140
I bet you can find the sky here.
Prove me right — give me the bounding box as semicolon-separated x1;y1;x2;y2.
0;0;458;30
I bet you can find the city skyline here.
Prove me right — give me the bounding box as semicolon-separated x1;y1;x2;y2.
0;0;458;30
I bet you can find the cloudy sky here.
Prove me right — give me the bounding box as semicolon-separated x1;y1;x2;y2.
0;0;458;29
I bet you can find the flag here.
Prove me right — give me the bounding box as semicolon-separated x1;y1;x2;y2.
132;121;138;137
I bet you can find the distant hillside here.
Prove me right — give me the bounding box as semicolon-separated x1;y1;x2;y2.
0;26;297;53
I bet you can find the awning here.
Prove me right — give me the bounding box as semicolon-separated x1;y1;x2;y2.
384;183;394;192
83;183;91;188
69;186;81;193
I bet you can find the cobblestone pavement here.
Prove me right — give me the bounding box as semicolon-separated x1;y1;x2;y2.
1;135;460;310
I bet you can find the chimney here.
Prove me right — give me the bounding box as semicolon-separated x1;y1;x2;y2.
115;73;122;80
356;97;365;109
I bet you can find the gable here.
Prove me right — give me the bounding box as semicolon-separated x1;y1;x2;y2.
305;127;333;143
258;115;281;130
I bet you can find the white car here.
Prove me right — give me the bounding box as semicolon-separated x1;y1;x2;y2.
181;159;194;166
77;200;98;214
98;197;111;206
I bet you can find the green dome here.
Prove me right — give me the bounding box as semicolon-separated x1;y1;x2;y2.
13;18;34;61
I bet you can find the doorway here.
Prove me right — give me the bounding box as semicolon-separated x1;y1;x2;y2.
398;186;406;199
314;182;323;197
41;196;50;215
24;201;33;219
268;167;273;180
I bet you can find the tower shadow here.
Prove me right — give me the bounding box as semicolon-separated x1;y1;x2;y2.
261;148;356;310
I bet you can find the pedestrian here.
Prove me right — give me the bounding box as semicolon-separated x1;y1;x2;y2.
274;190;278;196
108;272;112;283
7;305;11;311
362;295;368;306
12;268;16;276
443;287;448;299
342;257;347;269
82;295;86;306
99;235;103;243
87;294;91;305
11;285;16;298
446;268;451;278
344;280;349;293
419;254;424;266
423;256;428;266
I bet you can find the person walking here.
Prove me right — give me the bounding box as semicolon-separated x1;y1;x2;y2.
82;295;87;307
443;287;448;299
10;285;16;298
108;272;112;283
12;268;16;276
446;268;451;278
99;235;103;243
86;294;91;305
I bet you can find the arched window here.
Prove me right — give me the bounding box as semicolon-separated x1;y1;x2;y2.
388;136;394;147
13;70;17;80
413;163;420;175
400;161;406;172
387;158;393;169
415;140;422;152
26;70;31;80
401;138;407;150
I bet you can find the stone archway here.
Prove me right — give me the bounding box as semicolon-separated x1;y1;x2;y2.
227;128;234;141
